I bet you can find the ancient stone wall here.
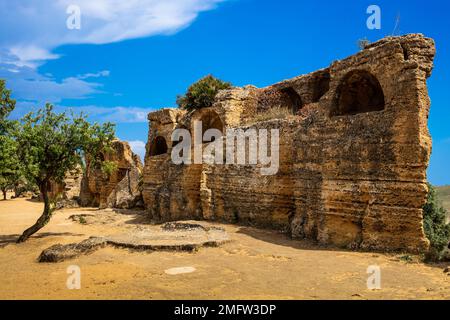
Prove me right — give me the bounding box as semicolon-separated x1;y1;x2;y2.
81;139;143;209
50;139;143;209
142;34;435;252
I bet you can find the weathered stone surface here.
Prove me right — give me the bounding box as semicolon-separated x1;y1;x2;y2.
48;167;83;207
142;34;436;253
38;237;107;263
38;222;230;262
47;140;143;209
80;139;143;209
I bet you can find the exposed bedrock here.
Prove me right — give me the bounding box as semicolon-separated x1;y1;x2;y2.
48;139;144;210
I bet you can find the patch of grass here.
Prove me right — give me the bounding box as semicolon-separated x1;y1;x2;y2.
78;216;87;225
399;254;413;263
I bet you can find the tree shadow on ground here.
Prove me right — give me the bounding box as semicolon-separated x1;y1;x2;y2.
112;208;155;225
235;225;340;252
236;225;449;270
25;198;41;203
0;232;84;247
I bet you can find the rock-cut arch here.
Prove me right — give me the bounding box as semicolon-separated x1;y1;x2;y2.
149;136;168;156
199;110;224;139
333;70;385;116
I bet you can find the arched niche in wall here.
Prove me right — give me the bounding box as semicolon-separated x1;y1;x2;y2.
149;136;168;156
311;71;330;103
280;87;303;114
332;70;385;116
198;109;224;141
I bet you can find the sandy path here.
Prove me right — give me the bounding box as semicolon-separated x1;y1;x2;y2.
0;198;449;300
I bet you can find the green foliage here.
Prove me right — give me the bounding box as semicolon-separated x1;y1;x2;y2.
423;184;450;261
0;80;21;199
78;216;87;225
101;160;118;178
0;135;22;198
399;254;413;263
15;104;115;187
14;103;116;242
0;79;16;136
177;75;232;111
13;176;39;197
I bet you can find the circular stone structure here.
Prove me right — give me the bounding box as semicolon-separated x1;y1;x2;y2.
39;222;231;263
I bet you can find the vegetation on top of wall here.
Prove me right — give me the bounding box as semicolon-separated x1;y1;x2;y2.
423;184;450;261
177;75;232;112
357;37;371;50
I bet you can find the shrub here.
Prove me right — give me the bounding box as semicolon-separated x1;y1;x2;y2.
357;38;371;50
101;161;118;178
177;75;232;111
423;183;450;261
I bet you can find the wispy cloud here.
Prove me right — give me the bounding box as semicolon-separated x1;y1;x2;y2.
0;63;109;104
11;102;155;124
0;1;225;127
71;105;154;123
0;0;226;68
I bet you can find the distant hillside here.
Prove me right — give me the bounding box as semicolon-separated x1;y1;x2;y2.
436;185;450;221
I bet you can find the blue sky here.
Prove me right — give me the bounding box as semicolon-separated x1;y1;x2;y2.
0;0;449;185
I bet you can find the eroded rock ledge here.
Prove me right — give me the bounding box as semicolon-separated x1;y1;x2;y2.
38;222;230;262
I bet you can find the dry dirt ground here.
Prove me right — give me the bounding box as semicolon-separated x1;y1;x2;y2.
0;196;449;300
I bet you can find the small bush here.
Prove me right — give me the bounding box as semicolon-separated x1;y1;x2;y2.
423;184;450;261
177;75;232;111
78;216;87;225
357;38;371;50
101;161;118;178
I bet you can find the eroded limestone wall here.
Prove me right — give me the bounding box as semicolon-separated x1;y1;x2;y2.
80;140;143;209
142;34;435;252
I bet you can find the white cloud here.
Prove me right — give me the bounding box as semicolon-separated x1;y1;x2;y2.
0;1;226;130
0;63;109;104
0;0;225;67
76;70;111;79
127;140;147;159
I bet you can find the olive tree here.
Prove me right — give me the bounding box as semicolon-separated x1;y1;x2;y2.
0;80;21;200
15;104;115;243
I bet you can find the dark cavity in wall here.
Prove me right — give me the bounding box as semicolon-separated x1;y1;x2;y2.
257;87;303;114
332;70;385;116
401;43;409;61
149;136;168;156
311;71;330;102
280;87;303;114
200;110;224;138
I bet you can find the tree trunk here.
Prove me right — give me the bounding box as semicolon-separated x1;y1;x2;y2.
2;189;6;200
17;183;52;243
